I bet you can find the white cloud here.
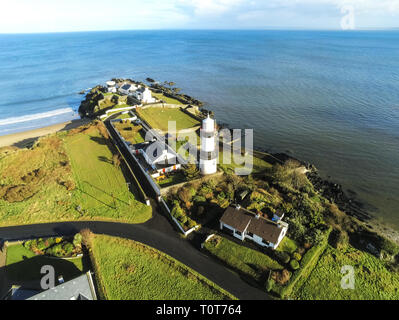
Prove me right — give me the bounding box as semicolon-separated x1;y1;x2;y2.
0;0;398;33
178;0;245;16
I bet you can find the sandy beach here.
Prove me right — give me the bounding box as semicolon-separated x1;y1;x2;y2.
0;119;90;148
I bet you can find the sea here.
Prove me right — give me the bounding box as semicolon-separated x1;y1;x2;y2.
0;30;398;228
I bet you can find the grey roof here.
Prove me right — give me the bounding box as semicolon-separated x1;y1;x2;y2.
247;217;284;244
27;272;97;300
221;206;285;244
220;206;252;233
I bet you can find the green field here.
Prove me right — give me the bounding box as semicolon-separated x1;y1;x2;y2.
114;122;145;145
218;151;272;175
203;235;283;285
152;92;184;105
5;243;87;284
292;245;399;300
137;107;200;132
64;127;151;223
89;234;236;300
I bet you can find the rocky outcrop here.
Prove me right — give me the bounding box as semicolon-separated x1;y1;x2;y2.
150;83;204;107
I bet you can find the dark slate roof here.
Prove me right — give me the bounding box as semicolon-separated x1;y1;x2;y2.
121;84;131;90
8;287;39;300
221;206;285;244
220;206;252;233
247;217;284;244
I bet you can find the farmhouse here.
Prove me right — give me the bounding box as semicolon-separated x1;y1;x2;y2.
220;206;288;250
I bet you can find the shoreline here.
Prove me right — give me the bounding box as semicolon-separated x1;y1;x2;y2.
0;119;90;149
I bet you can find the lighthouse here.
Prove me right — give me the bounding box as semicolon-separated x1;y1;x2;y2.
199;114;217;175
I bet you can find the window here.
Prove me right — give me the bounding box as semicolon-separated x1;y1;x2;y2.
235;230;242;236
247;232;253;237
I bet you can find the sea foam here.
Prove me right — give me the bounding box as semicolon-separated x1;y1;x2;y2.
0;108;75;126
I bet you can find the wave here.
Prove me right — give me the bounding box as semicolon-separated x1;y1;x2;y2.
0;108;75;126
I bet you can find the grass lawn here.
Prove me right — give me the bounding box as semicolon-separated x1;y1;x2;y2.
5;244;88;284
137;107;200;132
64;127;151;223
218;151;272;175
114;122;145;145
203;235;283;285
158;171;188;188
292;245;399;300
89;234;236;300
0;125;151;226
152;92;183;105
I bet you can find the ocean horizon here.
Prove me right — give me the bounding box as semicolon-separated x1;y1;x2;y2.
0;30;398;228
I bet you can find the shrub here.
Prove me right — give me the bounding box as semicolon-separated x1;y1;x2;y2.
63;180;76;191
193;195;206;203
73;233;83;248
378;237;399;256
62;242;75;255
292;252;302;261
289;259;300;271
112;154;121;167
272;269;291;285
23;240;34;250
274;251;290;264
187;219;197;229
266;278;275;292
330;229;349;250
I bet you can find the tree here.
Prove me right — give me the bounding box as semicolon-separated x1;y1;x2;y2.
112;154;121;167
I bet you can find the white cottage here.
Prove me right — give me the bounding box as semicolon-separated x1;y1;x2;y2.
133;87;156;104
220;206;288;250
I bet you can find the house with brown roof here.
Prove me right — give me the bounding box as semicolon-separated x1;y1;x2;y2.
219;205;288;250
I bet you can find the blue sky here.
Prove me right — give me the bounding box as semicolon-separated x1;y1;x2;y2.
0;0;398;33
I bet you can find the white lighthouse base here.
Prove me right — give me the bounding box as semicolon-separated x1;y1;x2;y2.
200;159;217;175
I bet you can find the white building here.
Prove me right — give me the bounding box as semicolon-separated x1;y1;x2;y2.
133;87;156;104
106;81;117;93
199;115;217;175
219;206;288;250
132;140;181;177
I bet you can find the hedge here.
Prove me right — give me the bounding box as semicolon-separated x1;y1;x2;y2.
271;228;332;298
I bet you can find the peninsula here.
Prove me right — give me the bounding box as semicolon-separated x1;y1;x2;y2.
1;77;399;300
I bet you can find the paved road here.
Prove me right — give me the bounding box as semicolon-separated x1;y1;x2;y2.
0;211;270;300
